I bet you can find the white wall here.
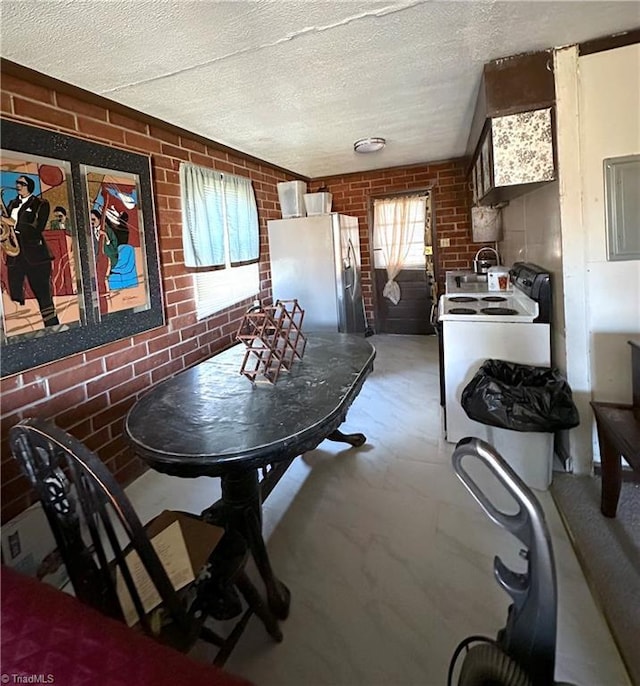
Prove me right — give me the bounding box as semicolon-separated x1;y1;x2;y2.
556;43;640;472
501;42;639;473
555;46;591;473
500;181;565;371
579;43;640;400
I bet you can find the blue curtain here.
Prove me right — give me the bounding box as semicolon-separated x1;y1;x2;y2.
180;163;259;267
180;164;225;267
224;173;259;264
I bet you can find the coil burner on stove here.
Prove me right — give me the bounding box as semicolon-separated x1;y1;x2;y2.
481;307;519;316
449;308;477;315
449;296;478;303
481;296;507;303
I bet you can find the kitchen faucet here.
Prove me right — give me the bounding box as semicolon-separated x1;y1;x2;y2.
473;246;501;264
472;245;501;275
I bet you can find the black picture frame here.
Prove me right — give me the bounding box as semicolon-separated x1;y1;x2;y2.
1;119;164;377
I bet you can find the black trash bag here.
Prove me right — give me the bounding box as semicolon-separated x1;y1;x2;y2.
461;359;580;433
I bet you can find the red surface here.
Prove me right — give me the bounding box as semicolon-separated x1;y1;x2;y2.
0;229;75;299
1;566;255;686
38;165;64;188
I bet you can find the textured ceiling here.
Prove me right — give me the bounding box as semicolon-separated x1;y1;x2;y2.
1;1;638;178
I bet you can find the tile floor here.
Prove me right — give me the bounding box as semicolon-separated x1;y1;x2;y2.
127;333;630;686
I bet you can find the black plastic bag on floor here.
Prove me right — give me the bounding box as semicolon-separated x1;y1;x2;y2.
461;359;580;433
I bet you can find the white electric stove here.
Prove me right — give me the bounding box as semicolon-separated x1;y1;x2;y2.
438;290;539;323
439;263;554;490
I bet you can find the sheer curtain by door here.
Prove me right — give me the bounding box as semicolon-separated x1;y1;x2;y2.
373;195;426;304
180;163;259;318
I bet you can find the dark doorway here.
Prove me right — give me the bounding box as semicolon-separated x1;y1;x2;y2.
371;191;435;335
374;269;432;334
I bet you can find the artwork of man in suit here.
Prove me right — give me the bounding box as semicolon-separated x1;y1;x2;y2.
5;175;59;327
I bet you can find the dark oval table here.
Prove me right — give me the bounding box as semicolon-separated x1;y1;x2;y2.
124;332;375;627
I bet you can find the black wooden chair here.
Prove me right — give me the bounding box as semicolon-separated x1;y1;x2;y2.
9;417;282;666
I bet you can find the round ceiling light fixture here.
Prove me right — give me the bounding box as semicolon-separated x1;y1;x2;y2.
354;137;386;153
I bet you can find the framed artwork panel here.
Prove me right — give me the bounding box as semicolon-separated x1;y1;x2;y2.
83;165;151;319
1;153;85;341
0;119;164;377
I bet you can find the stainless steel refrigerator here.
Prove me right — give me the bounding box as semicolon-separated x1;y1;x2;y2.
267;214;366;333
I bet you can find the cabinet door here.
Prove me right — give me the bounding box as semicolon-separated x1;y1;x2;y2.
491;107;554;187
481;133;493;196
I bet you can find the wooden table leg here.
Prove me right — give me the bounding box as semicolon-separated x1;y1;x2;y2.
201;456;296;524
598;426;622;518
221;469;291;620
326;428;366;447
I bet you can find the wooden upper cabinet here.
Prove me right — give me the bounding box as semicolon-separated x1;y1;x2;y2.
483;51;555;116
468;50;557;206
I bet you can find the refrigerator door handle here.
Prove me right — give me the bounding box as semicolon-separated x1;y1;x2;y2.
346;238;358;293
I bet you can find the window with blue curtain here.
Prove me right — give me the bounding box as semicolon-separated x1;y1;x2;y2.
180;163;260;318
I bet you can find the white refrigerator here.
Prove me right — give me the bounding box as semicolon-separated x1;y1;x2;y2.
267;214;366;333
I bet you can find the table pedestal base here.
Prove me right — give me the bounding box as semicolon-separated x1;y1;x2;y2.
218;470;291;621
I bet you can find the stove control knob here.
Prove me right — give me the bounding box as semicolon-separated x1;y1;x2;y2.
522;278;532;287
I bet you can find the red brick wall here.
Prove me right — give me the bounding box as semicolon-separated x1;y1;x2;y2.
0;73;297;523
309;161;475;326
